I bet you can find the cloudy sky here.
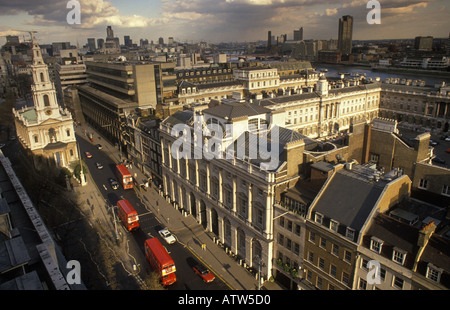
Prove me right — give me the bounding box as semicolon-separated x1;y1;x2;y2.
0;0;448;46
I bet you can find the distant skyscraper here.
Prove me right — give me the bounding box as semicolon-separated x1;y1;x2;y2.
268;31;272;50
414;36;433;51
87;38;96;51
106;26;114;39
294;27;303;41
338;15;353;55
124;35;132;47
97;38;104;50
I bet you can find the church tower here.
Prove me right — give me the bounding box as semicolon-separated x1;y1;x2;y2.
30;34;61;123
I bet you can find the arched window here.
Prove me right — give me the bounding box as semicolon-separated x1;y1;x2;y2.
34;135;38;143
40;72;45;82
43;94;50;107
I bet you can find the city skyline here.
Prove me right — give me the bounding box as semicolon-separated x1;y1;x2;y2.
0;0;449;45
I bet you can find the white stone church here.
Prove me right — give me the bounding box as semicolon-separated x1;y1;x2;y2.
13;34;79;169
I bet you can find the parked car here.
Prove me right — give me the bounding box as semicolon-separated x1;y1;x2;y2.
446;137;450;142
446;148;450;154
108;178;119;190
96;144;103;150
193;263;215;283
96;162;103;169
85;151;92;158
158;228;176;244
429;140;438;146
432;157;446;164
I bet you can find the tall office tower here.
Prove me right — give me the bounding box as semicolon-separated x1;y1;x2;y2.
124;35;132;47
338;15;353;55
106;25;114;39
294;27;303;41
87;38;96;51
414;36;433;51
158;37;164;45
97;38;104;50
268;31;272;49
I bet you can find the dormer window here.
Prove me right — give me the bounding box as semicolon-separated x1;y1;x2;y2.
345;227;355;241
426;264;442;283
370;237;383;254
314;212;323;225
330;220;339;232
392;248;406;265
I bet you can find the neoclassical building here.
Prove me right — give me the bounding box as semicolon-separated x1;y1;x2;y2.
13;34;78;168
259;76;381;139
160;101;308;281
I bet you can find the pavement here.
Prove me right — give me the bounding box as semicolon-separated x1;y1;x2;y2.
74;122;283;291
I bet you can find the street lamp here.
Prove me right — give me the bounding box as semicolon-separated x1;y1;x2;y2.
254;255;266;290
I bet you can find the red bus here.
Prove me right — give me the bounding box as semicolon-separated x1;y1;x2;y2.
116;164;133;189
117;199;139;231
144;238;176;286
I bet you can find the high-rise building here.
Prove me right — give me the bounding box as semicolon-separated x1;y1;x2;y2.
338;15;353;55
124;35;132;47
294;27;303;41
414;36;433;51
106;25;114;39
97;38;104;50
87;38;96;51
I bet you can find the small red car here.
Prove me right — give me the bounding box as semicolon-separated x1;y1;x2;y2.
193;264;215;283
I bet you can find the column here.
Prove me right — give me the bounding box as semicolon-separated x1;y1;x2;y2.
247;183;252;225
206;162;210;196
232;175;237;213
218;168;223;204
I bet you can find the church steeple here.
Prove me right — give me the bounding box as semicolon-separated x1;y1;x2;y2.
29;32;60;122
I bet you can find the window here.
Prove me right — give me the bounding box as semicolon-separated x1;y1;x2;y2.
316;277;323;289
344;250;352;263
329;220;339;232
309;231;316;243
370;237;383;254
66;129;71;137
332;244;339;256
426;264;442;283
392;276;404;289
315;212;323;224
33;135;38;143
359;278;367;290
308;251;314;263
294;243;300;255
320;237;327;249
318;258;325;270
330;265;337;278
295;224;301;236
419;178;428;189
392;248;406;265
342;272;350;286
442;185;450;197
346;227;355;241
43;94;50;107
361;259;369;270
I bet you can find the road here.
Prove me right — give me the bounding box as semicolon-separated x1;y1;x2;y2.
76;133;229;290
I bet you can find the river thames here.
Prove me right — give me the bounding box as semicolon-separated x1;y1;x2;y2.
313;63;450;87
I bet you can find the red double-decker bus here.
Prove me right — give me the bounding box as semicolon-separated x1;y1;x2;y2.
144;238;176;286
116;164;133;189
117;199;139;231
